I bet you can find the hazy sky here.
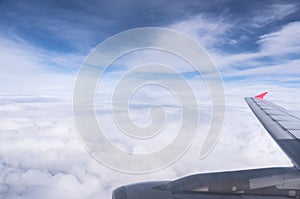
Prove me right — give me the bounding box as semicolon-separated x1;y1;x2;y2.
0;1;300;199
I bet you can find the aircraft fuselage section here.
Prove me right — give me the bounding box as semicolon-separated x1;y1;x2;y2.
170;167;300;198
113;167;300;199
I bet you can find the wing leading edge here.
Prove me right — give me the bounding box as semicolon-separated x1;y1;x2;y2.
245;93;300;169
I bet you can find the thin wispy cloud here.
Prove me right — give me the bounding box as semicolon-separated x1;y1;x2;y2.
251;2;298;27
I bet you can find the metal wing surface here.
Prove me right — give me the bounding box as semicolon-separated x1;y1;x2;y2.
245;92;300;169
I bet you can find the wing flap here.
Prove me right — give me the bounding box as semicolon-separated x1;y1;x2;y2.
245;95;300;169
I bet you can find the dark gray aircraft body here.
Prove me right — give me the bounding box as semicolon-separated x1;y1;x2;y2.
112;93;300;199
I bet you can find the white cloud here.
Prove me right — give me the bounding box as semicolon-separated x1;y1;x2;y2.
164;10;300;81
209;21;300;81
259;21;300;54
0;35;81;98
251;3;298;27
0;83;297;198
168;15;234;49
224;59;300;80
161;14;300;84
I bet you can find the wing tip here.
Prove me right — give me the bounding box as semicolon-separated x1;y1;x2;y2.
255;92;268;99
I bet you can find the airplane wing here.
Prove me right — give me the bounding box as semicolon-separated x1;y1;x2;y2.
245;92;300;169
113;93;300;199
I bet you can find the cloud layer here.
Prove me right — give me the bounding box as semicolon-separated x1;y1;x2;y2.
1;84;299;198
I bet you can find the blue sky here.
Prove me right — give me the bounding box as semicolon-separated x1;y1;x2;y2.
0;0;299;88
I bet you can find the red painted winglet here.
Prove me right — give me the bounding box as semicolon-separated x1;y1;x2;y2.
255;92;268;99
